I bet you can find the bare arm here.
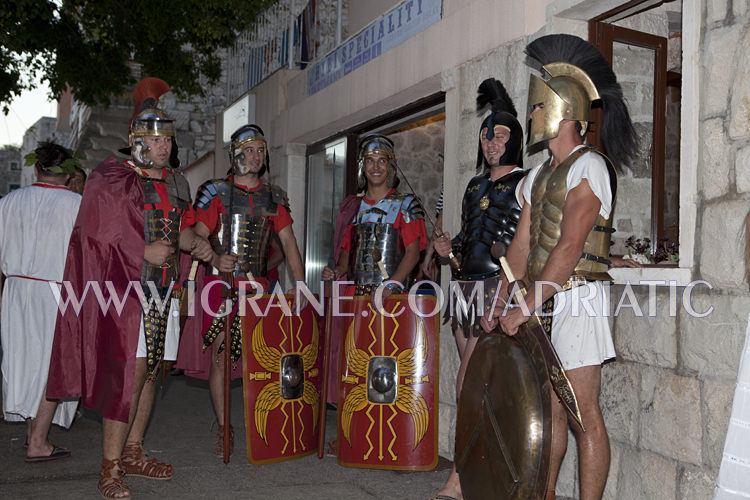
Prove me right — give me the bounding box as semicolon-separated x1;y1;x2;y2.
390;239;421;285
267;232;285;271
277;224;305;283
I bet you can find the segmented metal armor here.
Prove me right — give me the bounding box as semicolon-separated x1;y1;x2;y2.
195;179;290;280
349;192;424;294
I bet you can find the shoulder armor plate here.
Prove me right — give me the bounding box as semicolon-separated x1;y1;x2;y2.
195;179;225;210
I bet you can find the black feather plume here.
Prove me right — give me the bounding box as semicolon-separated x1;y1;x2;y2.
477;78;517;117
525;34;637;169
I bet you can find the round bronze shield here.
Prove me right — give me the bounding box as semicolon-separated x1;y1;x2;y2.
455;332;551;500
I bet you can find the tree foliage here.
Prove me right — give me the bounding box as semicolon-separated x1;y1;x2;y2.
1;0;274;112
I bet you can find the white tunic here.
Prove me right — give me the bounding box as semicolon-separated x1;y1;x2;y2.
714;312;750;499
0;183;81;427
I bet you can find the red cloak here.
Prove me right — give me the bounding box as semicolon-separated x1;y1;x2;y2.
48;157;146;423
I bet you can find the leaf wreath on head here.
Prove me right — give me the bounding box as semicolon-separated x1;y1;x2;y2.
24;149;83;175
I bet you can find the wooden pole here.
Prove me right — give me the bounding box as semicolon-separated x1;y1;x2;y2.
317;277;334;458
222;272;234;464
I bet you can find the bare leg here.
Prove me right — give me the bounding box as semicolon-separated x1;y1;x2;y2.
545;392;570;495
545;365;608;500
26;387;59;458
102;358;147;461
208;330;226;423
567;366;609;500
432;329;479;500
125;374;156;446
99;358;147;499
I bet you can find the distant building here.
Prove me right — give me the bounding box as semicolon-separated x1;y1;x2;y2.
20;117;69;187
0;148;22;197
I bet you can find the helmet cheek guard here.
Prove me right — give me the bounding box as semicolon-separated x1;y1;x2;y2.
230;124;268;176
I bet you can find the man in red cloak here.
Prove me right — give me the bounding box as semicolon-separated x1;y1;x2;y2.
47;78;213;499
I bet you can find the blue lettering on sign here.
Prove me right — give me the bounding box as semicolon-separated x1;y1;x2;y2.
307;0;442;96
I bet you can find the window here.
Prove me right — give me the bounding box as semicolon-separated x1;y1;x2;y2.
589;2;681;263
8;183;20;191
10;161;20;171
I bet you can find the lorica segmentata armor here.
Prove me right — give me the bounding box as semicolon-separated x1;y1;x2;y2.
196;179;289;279
349;192;424;291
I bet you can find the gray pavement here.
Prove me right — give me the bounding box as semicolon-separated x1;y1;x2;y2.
1;375;449;499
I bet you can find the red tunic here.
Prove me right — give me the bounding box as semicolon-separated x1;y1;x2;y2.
48;158;193;423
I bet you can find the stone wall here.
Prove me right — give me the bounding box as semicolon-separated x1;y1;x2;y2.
389;117;445;217
160;54;228;175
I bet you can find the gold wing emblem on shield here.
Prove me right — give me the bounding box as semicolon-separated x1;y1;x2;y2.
251;318;281;372
395;385;429;449
301;318;319;370
397;317;427;377
302;381;319;431
396;317;429;449
341;320;370;444
255;381;282;443
344;319;369;377
341;384;368;445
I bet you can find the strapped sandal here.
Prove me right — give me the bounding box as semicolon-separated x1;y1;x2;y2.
121;441;173;480
98;458;130;499
213;424;234;458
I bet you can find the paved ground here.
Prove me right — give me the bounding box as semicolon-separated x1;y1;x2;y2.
1;376;449;499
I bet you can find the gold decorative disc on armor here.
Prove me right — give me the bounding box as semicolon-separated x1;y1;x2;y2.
479;197;490;211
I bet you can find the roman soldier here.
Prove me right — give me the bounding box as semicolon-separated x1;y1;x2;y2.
48;77;214;499
190;123;307;458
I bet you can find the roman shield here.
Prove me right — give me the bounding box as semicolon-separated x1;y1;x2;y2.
337;294;439;470
242;294;323;464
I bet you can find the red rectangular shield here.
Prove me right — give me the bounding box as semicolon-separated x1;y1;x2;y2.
337;294;439;470
241;294;323;464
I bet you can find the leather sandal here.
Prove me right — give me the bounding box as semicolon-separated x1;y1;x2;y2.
213;424;234;458
121;441;173;480
98;458;130;499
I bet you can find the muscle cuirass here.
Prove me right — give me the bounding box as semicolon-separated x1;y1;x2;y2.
526;146;616;286
453;170;527;280
203;180;288;279
141;171;191;285
348;193;420;289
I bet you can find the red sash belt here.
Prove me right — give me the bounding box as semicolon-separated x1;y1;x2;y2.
7;274;62;286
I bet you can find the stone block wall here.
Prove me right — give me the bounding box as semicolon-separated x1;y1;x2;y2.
160;54;228;174
389;118;445;217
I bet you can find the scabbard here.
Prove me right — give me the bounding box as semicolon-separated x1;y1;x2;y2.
521;315;585;431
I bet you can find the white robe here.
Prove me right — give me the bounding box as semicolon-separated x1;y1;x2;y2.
714;312;750;499
0;183;81;428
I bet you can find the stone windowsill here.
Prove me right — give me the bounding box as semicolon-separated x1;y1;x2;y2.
609;265;693;287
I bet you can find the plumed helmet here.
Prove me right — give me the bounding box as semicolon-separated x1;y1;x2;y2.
524;34;637;168
356;133;399;192
476;78;524;170
121;77;177;169
230;124;269;176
